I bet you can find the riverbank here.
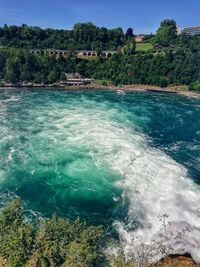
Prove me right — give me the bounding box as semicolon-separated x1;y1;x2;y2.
0;82;199;99
94;84;200;99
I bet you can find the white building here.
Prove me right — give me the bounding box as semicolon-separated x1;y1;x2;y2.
182;26;200;36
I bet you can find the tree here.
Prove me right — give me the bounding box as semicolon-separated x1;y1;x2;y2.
0;199;34;267
154;19;177;47
47;69;59;83
189;80;200;91
159;77;169;87
28;216;103;267
60;71;66;81
121;37;136;55
20;65;32;81
0;52;7;76
4;56;20;83
95;47;102;57
0;199;104;267
125;28;134;40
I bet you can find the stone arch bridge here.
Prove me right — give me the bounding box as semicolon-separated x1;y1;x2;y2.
30;49;117;58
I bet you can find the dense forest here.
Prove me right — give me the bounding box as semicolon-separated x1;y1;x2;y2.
0;20;200;89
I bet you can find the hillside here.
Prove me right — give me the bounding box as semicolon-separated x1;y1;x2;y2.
0;20;199;90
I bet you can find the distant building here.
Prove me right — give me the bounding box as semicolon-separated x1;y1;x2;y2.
135;34;145;43
61;73;94;86
182;26;200;36
65;73;82;80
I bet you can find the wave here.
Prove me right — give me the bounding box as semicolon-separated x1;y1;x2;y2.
103;123;200;262
48;102;200;262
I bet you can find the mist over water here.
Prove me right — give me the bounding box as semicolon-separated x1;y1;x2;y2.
1;89;200;261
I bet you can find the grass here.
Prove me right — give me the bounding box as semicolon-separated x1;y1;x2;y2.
136;42;153;52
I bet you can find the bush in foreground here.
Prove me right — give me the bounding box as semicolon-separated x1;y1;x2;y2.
0;199;103;267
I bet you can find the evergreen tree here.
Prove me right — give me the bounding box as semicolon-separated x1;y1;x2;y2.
125;27;134;40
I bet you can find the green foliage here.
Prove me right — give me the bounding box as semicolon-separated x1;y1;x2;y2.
0;198;34;267
47;70;59;83
95;79;113;86
125;28;134;40
121;38;136;55
135;42;153;52
85;31;200;86
0;19;200;88
159;77;169;88
189;80;200;91
153;19;177;47
0;200;193;267
4;56;20;83
0;23;125;50
63;225;103;267
0;199;103;267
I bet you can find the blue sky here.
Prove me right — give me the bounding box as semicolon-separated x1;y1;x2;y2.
0;0;199;33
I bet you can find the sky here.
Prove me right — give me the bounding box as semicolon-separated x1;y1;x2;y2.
0;0;199;34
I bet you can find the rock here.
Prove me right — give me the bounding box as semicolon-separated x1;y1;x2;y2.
0;257;10;267
152;253;198;267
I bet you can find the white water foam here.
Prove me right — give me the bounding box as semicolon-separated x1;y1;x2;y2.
111;141;200;262
48;103;200;262
102;127;200;262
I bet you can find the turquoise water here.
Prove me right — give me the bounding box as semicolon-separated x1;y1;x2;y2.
1;89;200;260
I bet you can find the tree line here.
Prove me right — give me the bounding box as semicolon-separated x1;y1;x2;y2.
0;22;133;50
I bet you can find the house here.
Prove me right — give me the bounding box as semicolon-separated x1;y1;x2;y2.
135;34;145;43
65;73;82;80
60;73;94;86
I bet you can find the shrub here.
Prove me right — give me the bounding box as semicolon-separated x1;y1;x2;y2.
189;80;200;91
0;199;103;267
0;198;34;267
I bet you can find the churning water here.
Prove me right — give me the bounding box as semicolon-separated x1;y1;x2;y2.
0;89;200;261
